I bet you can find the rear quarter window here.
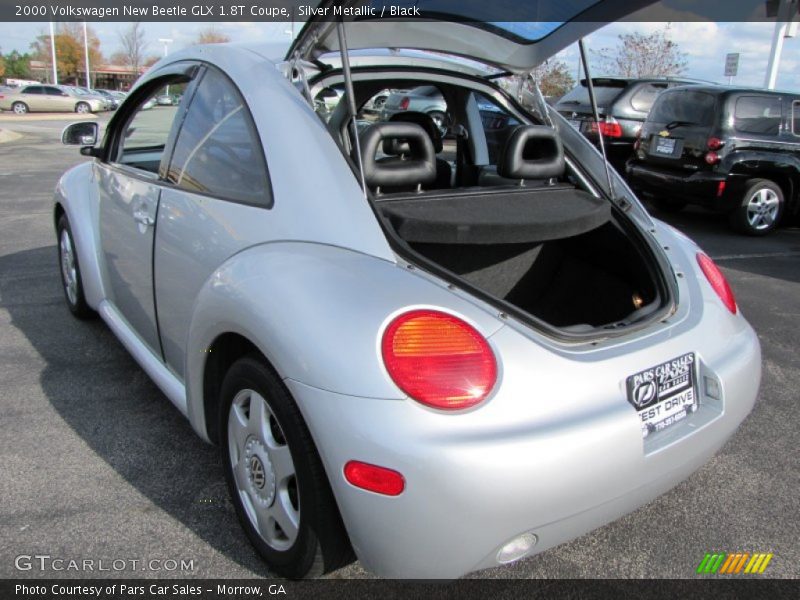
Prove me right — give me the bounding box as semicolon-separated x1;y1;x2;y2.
734;96;782;136
793;101;800;135
630;83;667;112
648;90;716;126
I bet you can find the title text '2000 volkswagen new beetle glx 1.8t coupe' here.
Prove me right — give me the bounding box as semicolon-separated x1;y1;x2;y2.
54;1;761;579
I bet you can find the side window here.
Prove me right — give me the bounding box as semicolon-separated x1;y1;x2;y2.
792;101;800;136
22;86;42;94
167;68;270;207
44;86;63;96
734;96;782;136
630;84;666;112
118;78;188;173
475;93;520;165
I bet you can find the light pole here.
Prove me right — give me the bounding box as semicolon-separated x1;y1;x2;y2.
765;0;799;89
158;38;173;94
83;22;91;89
49;21;58;84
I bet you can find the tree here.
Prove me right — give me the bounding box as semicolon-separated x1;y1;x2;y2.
0;53;5;79
30;23;103;84
592;25;687;78
530;59;575;99
1;51;31;79
195;26;230;44
117;22;148;75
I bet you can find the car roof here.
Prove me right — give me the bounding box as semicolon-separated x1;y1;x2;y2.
665;84;799;97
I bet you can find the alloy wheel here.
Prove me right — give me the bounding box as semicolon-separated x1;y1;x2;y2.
746;187;780;231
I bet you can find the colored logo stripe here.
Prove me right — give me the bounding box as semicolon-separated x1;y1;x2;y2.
697;552;773;574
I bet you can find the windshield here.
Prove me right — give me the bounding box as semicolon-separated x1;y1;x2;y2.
558;80;627;107
649;90;717;126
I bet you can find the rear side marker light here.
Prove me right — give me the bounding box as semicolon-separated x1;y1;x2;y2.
382;310;497;410
697;253;737;314
716;181;727;197
344;461;405;496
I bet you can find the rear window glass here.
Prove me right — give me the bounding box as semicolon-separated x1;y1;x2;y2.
558;80;627;107
648;90;716;126
734;96;782;136
630;84;667;112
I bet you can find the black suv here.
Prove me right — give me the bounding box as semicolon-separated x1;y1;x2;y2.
626;86;800;235
555;77;698;170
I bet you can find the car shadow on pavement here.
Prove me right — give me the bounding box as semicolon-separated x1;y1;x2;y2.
0;245;275;577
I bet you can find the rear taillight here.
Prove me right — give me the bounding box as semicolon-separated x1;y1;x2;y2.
381;309;497;410
590;117;623;138
344;461;405;496
707;137;723;150
697;253;737;314
398;96;410;110
716;181;727;197
705;151;720;165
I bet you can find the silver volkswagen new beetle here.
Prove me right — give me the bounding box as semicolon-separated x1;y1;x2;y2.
54;3;761;580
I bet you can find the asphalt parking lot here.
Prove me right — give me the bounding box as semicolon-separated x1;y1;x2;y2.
0;114;798;580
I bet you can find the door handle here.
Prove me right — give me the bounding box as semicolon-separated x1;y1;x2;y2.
133;209;155;227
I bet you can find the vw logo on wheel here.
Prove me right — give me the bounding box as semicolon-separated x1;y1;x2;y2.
632;380;657;408
250;455;266;489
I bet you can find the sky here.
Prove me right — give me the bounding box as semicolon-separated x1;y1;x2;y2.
0;20;798;91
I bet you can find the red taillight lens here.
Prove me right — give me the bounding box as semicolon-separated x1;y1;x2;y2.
344;461;405;496
590;118;623;138
381;310;497;410
697;253;737;314
716;181;727;197
705;151;720;165
707;137;723;150
398;96;410;110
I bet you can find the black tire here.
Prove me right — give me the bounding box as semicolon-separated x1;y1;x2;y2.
219;355;354;579
729;178;784;236
75;102;91;114
56;214;95;319
650;196;687;213
12;101;28;115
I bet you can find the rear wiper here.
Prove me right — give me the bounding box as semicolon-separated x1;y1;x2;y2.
665;120;698;130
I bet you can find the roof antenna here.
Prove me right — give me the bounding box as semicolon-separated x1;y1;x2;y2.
578;38;626;209
336;19;368;199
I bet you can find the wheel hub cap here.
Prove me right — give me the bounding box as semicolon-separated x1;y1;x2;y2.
244;437;276;506
746;188;778;229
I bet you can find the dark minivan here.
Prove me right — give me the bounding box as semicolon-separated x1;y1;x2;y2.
626;86;800;235
555;77;698;169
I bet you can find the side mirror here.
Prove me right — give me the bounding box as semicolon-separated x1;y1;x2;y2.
62;121;98;147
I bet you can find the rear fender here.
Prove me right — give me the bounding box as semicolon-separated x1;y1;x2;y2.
184;241;503;442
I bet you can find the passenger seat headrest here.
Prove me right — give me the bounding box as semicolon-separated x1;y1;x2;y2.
497;125;564;181
385;111;443;154
359;122;436;190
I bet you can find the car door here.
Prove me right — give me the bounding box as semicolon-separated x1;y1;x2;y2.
97;65;197;355
42;86;69;111
20;85;44;111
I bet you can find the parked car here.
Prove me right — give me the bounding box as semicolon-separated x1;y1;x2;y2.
93;89;122;110
380;85;450;134
155;93;175;106
555;77;701;169
627;85;800;235
70;86;113;111
54;2;760;580
0;84;104;114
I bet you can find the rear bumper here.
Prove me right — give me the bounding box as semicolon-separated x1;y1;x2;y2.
287;318;761;578
626;162;731;209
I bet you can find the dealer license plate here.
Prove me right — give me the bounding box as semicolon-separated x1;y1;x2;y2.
654;136;677;155
626;353;698;438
